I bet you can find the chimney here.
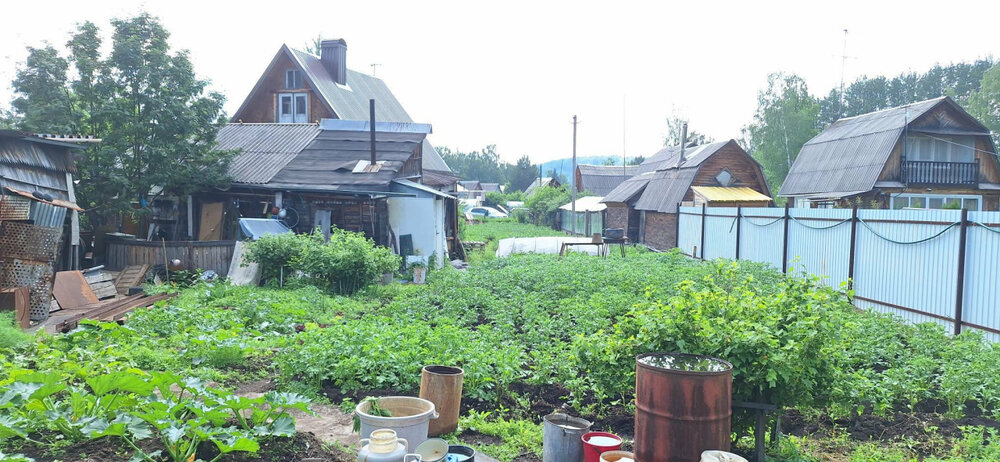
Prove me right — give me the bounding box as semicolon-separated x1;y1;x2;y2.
320;39;347;85
369;99;377;166
675;122;688;168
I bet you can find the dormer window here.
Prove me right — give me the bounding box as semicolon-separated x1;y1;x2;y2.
285;69;302;89
715;169;734;186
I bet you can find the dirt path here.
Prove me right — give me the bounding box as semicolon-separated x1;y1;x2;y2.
236;379;359;449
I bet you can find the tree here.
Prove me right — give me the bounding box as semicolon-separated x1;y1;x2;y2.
601;156;618;166
628;155;646;165
664;117;713;147
305;35;323;56
506;155;538;192
10;13;234;224
11;45;76;133
967;64;1000;146
743;73;820;192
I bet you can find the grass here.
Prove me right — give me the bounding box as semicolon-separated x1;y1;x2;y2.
460;218;566;263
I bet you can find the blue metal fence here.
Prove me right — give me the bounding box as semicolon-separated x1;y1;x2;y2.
678;206;1000;341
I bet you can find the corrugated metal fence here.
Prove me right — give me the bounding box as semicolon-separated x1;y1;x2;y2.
678;205;1000;341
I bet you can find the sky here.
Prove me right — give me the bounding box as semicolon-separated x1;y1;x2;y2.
1;0;998;164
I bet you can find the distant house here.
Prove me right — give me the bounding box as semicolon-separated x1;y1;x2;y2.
781;96;1000;210
575;164;638;196
457;180;483;201
0;131;87;320
480;183;502;194
524;177;561;196
602;139;771;250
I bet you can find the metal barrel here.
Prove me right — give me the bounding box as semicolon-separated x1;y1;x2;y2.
419;365;464;436
542;413;593;462
635;352;733;462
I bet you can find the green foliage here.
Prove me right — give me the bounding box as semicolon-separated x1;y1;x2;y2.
664;116;714;147
743;73;821;193
0;313;29;350
9;14;234;223
439;147;538;191
245;229;400;294
454;411;542;462
524;185;571;227
967;64;1000;147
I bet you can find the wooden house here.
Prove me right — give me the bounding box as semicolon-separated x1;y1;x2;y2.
524;177;561;196
575;164;638;196
780;97;1000;210
601;139;771;250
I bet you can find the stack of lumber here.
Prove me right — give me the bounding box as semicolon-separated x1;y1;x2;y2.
52;292;175;333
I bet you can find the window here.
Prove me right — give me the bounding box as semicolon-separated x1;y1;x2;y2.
715;169;734;186
285;69;302;89
905;135;975;163
890;193;980;211
277;93;308;123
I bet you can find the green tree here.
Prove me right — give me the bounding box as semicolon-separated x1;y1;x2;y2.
11;45;76;133
506;155;538;192
967;64;1000;146
664;117;713;147
743;73;820;192
628;155;646;165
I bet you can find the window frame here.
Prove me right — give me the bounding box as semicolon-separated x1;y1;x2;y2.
890;193;981;211
276;92;308;123
905;134;975;163
285;69;302;90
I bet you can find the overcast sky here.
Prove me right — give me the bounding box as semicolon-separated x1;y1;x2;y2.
2;0;998;164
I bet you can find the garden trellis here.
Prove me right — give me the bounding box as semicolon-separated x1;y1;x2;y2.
678;205;1000;341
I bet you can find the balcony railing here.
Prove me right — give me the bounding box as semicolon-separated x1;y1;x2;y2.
901;159;979;186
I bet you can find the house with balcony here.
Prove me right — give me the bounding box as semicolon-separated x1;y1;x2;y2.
780;96;1000;210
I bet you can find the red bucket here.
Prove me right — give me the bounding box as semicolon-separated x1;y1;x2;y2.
582;432;623;462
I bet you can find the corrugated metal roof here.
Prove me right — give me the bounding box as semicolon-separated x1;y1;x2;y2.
638;140;731;173
779;97;984;197
286;47;451;172
558;195;606;212
525;177;560;196
691;186;771;202
601;173;652;203
0;135;76;173
480;183;501;193
422;169;461;188
576;164;638;196
633;169;699;213
216;124;321;184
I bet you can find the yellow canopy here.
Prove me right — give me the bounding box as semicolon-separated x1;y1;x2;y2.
691;186;772;202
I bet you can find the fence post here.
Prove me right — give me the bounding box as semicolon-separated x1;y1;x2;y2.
781;202;790;273
700;203;707;259
675;202;682;251
954;208;969;335
847;207;858;295
735;206;742;260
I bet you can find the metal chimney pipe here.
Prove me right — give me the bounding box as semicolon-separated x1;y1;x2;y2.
369;99;376;166
676;122;688;168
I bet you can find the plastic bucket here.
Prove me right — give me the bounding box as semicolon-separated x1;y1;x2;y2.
600;450;636;462
447;445;476;462
420;365;464;436
582;432;622;462
356;396;439;448
542;413;592;462
701;450;749;462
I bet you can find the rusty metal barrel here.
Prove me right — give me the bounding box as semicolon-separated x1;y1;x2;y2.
635;353;733;462
419;365;464;436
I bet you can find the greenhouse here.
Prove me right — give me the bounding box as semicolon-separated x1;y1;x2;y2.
559;196;606;236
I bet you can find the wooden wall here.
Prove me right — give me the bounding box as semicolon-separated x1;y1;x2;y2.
687;142;771;201
106;240;235;277
232;52;335;123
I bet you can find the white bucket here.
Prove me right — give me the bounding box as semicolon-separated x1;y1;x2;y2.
701;450;749;462
356;396;439;448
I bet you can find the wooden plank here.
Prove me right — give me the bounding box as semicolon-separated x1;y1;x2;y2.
54;294;146;332
90;282;118;300
52;271;99;309
84;272;114;284
100;293;175;322
113;264;150;295
198;202;224;241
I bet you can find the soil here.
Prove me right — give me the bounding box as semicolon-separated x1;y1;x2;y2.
16;433;352;462
458;429;504;446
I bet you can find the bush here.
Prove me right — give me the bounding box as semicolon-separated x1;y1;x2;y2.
244;229;400;294
0;311;30;349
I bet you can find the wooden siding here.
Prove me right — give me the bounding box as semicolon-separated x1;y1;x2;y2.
106;240;235;276
233;52;334;123
687;143;771;201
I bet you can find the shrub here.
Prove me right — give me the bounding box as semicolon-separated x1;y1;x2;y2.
0;312;30;349
243;232;309;282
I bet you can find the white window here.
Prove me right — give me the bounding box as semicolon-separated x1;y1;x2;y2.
905;135;975;163
891;193;981;211
277;93;308;123
285;69;302;89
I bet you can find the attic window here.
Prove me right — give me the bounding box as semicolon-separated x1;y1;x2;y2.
285;69;302;89
715;169;734;186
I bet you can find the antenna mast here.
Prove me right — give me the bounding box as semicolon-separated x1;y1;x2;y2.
839;29;848;116
370;63;382;77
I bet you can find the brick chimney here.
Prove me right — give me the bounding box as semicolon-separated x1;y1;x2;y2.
320;39;347;85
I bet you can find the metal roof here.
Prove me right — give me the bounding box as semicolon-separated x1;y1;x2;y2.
632;169;699;213
559;195;606;212
422;169;461;188
638;140;731;173
576;164;638;196
391;179;456;199
601;172;652;203
779;96;993;197
480;182;501;193
285;47;451;172
525;177;560;196
691;186;772;202
216;124;321;184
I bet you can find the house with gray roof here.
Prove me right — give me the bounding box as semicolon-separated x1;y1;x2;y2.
781;96;1000;210
575;164;638;196
602;139;770;250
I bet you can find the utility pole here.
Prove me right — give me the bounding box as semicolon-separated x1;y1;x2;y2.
622;96;627;178
839;29;848;116
571;115;578;235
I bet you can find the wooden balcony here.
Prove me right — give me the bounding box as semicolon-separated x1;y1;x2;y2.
901;159;979;186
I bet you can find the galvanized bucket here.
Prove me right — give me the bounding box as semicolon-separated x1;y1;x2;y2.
542;413;592;462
